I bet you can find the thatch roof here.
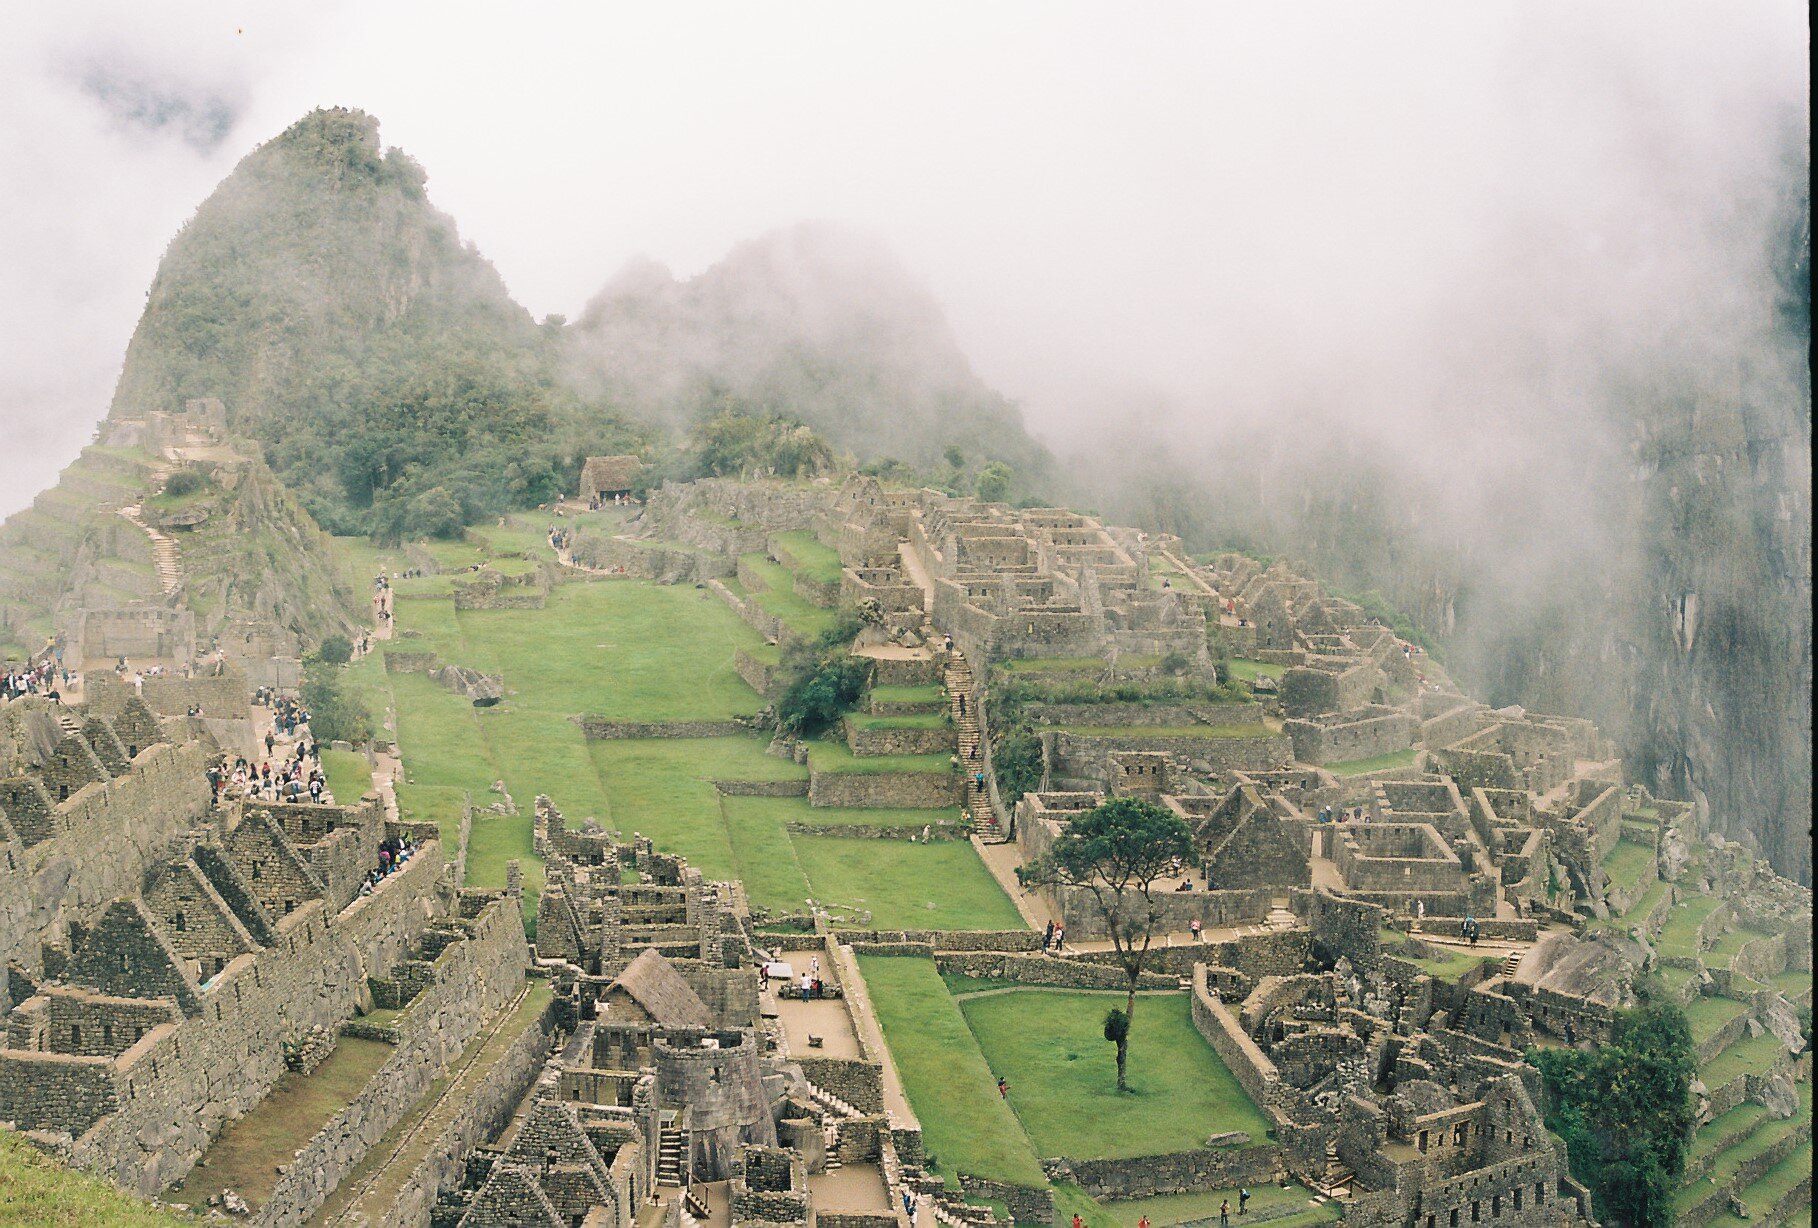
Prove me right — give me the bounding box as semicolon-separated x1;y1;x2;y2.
581;454;643;494
608;947;712;1028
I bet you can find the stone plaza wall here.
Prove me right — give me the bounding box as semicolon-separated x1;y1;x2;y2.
1190;965;1282;1110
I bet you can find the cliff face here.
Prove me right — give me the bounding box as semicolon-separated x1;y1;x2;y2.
563;222;1053;480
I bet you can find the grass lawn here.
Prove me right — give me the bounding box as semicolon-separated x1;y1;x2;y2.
1381;930;1497;981
588;737;807;882
1224;659;1286;684
741;553;843;640
457;582;765;721
789;835;1023;930
1601;841;1656;895
961;990;1270;1158
1326;749;1419;776
856;955;1048;1189
320;749;373;805
167;1037;394;1210
1;1129;192;1227
395;784;468;852
1769;969;1811;1001
807;740;955;777
771;530;843;584
1053;725;1270;740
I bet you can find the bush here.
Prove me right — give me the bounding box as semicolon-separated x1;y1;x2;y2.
162;469;207;498
315;634;354;665
775;643;870;736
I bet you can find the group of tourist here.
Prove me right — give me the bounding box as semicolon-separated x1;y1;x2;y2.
359;831;416;895
1040;919;1066;950
2;660;70;703
586;492;633;510
263;690;311;739
1317;805;1367;824
208;738;333;807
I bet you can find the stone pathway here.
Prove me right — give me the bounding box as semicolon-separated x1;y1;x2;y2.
117;503;182;596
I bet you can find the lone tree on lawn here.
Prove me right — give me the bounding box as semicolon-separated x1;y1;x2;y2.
1019;796;1198;1091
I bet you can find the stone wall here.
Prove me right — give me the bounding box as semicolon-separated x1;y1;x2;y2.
1049;1144;1284;1200
797;1056;884;1114
1028;702;1264;729
809;770;958;809
250;896;528;1226
1051;885;1272;942
577;718;752;740
843;719;954;758
1190;965;1282;1109
956;1174;1054;1225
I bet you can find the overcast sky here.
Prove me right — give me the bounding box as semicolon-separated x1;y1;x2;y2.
1;1;1806;518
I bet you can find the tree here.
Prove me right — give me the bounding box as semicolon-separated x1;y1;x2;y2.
1528;993;1696;1227
943;445;966;471
315;634;354;665
975;461;1012;504
1018;797;1198;1090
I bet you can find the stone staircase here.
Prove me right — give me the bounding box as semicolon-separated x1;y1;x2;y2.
117;505;182;596
1500;950;1522;978
806;1080;864;1121
943;651;999;839
823;1118;844;1171
1313;1140;1353;1200
656;1126;686;1187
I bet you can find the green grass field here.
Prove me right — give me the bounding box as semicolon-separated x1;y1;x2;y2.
961;990;1270;1158
790;835;1023;930
857;955;1049;1188
1326;749;1420;776
320;749;373;805
1101;1185;1338;1228
1655;896;1723;960
1684;995;1750;1046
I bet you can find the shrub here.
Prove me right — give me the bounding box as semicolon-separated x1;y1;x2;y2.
162;469;207;498
315;634;354;665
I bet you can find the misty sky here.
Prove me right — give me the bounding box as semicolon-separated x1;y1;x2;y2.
1;1;1807;518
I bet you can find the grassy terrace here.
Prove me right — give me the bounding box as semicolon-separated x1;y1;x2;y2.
1326;748;1420;776
1224;658;1286;683
0;1129;190;1227
1600;840;1656;895
1655;895;1724;959
168;1037;395;1211
961;989;1270;1158
1703;925;1773;969
1675;1085;1812;1214
847;711;951;731
1381;929;1497;981
869;683;945;706
857;955;1048;1188
740;553;842;640
1684;995;1750;1046
1702;1032;1792;1089
771;530;843;584
1049;725;1270;739
807;740;955;776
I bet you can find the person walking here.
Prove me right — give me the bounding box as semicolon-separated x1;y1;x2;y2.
1190;917;1203;942
1239;1188;1250;1215
997;1076;1009;1099
1220;1200;1231;1228
1043;920;1055;951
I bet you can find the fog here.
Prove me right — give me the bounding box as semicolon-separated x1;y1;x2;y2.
2;0;1807;529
